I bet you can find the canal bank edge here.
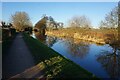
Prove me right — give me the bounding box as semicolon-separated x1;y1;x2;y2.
46;31;105;44
22;33;99;79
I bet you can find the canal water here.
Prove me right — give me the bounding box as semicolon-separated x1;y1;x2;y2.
32;33;120;78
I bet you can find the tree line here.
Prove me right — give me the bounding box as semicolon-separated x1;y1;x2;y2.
1;5;119;54
1;6;119;32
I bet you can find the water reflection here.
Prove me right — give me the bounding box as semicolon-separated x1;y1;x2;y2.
63;38;90;58
96;50;120;78
34;33;90;58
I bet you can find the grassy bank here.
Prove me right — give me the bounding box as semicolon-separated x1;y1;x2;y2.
23;33;98;79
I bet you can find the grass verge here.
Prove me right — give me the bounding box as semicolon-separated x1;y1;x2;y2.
23;33;99;79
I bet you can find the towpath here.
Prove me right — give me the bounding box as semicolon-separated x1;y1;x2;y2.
3;33;35;79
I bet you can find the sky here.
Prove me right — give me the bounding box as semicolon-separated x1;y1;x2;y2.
1;2;118;28
1;0;119;2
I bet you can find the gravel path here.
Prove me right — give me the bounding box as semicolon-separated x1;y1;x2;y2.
3;33;35;79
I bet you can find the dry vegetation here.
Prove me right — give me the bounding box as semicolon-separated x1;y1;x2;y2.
46;28;118;44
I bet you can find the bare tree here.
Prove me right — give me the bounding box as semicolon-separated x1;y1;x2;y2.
11;11;32;31
99;7;118;29
46;16;63;30
99;6;120;54
68;15;91;29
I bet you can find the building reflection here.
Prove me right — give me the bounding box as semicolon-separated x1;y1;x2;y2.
34;32;58;47
96;50;120;78
34;32;47;44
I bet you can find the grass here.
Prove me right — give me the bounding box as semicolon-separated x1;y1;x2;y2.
23;33;99;79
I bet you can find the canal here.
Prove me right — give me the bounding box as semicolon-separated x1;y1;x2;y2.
32;33;120;78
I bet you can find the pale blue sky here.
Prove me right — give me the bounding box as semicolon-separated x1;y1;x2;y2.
2;2;118;28
1;0;119;2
